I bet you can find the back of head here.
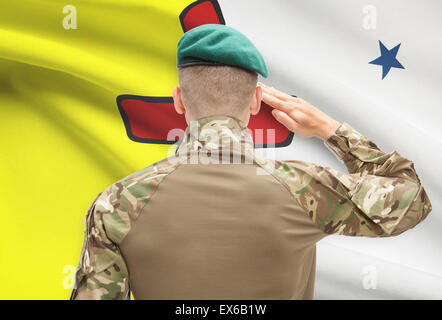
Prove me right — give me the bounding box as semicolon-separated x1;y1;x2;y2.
178;65;258;119
176;24;267;120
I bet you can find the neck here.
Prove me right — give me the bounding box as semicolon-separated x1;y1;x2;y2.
186;111;249;125
176;114;255;160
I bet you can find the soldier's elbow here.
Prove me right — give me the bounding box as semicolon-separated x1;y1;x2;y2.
388;187;432;236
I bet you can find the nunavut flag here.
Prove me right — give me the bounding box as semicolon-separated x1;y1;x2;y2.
1;0;441;300
0;0;290;299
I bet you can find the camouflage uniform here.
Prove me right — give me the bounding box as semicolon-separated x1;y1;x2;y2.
70;115;431;300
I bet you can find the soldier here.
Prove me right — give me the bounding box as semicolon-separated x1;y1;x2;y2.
70;24;432;300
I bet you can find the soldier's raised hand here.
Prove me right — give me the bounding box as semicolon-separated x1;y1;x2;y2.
259;82;341;140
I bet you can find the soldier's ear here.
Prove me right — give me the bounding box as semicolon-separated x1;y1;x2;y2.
172;86;186;115
250;85;262;116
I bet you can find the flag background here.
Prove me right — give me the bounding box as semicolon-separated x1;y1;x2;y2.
0;0;189;299
0;0;440;299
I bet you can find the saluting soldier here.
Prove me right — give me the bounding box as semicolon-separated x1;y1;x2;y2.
71;24;432;300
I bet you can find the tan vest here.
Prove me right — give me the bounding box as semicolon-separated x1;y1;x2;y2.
120;161;325;299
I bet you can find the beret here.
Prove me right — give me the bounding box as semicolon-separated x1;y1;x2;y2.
177;24;268;78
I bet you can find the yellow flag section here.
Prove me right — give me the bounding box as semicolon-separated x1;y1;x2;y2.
0;0;193;299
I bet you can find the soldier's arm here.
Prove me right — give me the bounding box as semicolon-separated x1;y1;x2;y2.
70;158;180;299
260;83;432;237
70;189;130;300
281;122;432;237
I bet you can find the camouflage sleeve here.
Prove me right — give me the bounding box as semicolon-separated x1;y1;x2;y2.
274;122;432;237
69;158;181;300
70;189;130;300
325;122;422;182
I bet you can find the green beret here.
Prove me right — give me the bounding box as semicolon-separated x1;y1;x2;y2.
177;24;268;78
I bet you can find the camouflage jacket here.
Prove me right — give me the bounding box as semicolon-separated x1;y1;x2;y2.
70;115;431;300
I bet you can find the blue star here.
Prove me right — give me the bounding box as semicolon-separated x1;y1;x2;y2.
369;40;405;79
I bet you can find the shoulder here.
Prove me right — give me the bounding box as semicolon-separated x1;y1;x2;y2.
254;157;317;194
256;157;329;187
264;159;356;192
256;157;357;216
93;156;182;244
111;156;182;199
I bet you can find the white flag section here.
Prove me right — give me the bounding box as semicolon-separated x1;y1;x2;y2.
220;0;442;299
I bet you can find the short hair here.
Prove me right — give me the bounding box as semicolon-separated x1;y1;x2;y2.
178;65;258;119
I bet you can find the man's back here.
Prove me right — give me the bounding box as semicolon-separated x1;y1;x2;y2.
70;115;431;300
120;157;323;299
